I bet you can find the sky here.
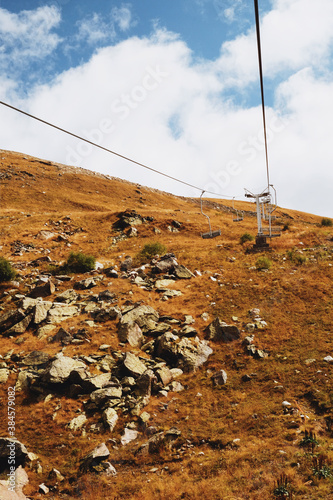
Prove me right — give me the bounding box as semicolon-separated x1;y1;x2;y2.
0;0;333;218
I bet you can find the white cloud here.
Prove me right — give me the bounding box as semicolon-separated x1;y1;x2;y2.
76;13;116;45
112;4;134;32
0;6;61;69
75;4;134;46
1;1;333;218
217;0;333;88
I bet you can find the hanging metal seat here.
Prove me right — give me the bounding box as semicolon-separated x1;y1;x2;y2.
200;191;221;238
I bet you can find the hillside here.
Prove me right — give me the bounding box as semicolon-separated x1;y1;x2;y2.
0;149;333;500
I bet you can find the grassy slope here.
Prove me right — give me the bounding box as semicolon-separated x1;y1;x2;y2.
0;150;333;499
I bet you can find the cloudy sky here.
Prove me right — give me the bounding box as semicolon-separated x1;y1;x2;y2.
1;0;333;217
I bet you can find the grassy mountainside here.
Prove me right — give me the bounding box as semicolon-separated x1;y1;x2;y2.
0;149;333;499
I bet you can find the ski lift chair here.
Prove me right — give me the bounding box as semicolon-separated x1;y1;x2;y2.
232;197;244;222
200;191;221;238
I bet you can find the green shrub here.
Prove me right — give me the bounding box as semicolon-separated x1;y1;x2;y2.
256;256;272;270
240;233;254;245
286;250;306;265
321;217;332;227
0;257;16;282
300;430;319;451
273;473;292;498
53;251;96;274
66;251;96;273
136;242;167;263
312;455;331;479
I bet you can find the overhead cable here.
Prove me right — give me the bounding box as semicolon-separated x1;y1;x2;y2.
254;0;270;189
0;99;241;200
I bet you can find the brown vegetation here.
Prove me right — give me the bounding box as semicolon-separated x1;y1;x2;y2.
0;150;333;499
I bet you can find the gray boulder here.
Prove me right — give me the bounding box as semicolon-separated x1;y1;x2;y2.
56;289;80;304
173;265;193;279
33;301;53;324
89;386;122;407
118;322;144;347
0;309;27;333
51;328;73;345
204;318;241;342
29;280;55;298
0;369;9;384
123;352;147;377
43;355;87;384
211;369;228;386
155;333;213;372
120;305;159;333
135;369;156;397
74;278;96;290
137;427;181;455
92;306;121;323
47;304;78;324
21;351;50;366
79;443;110;473
103;408;118;431
5;313;33;336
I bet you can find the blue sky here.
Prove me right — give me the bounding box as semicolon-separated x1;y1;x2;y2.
1;0;333;217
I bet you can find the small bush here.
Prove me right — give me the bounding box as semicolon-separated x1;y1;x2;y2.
312;455;332;479
300;430;319;452
51;252;96;275
240;233;254;245
321;217;332;227
273;473;293;498
256;256;272;270
282;222;291;231
287;250;306;265
65;252;96;273
136;242;167;263
0;257;16;282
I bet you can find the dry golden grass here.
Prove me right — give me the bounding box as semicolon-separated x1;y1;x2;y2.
0;150;333;499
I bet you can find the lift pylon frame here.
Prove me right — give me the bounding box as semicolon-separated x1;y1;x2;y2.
244;185;281;249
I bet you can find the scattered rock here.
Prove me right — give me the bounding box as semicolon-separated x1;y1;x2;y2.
103;408;118;431
137;427;181;455
123;352;147;377
118;322;144;347
21;351;50;366
0;309;27;334
29;280;55;298
89;386;122;407
43;355;87;384
51;328;73;345
121;428;139;446
204;318;241;343
68;414;87;431
47;304;79;324
56;289;79;304
211;369;228;386
79;443;110;473
74;278;97;290
0;369;9;383
173;265;193;279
